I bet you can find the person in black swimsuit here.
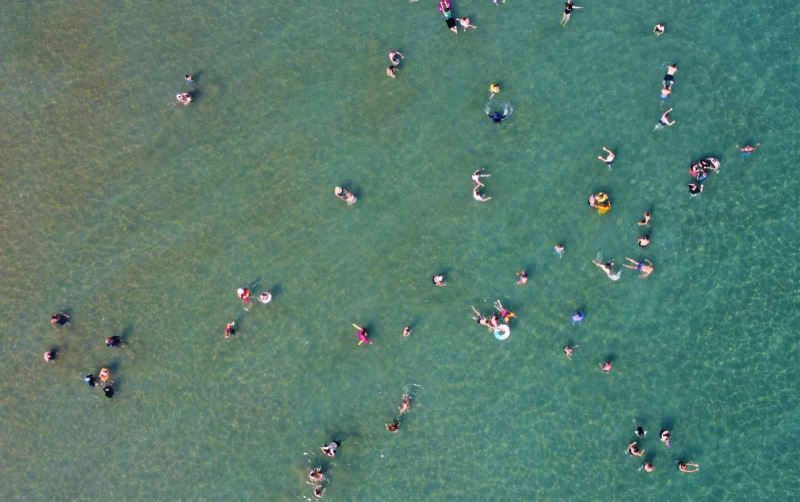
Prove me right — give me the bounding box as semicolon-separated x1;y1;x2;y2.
561;1;582;26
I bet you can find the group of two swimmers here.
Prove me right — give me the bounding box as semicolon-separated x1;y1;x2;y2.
438;1;477;35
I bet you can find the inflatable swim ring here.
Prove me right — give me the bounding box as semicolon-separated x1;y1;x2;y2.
494;324;511;341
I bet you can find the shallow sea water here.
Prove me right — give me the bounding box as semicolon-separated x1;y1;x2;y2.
1;1;798;500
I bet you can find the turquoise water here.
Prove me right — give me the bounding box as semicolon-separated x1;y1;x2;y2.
1;0;798;500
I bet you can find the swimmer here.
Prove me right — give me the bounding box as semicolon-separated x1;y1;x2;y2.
655;108;676;129
320;440;340;457
494;300;516;323
688;183;704;196
516;270;528;285
313;485;325;499
439;2;458;34
488;314;500;329
489;83;501;99
597;147;615;166
105;336;121;348
563;345;575;360
473;185;491;202
386;65;398;78
571;311;585;324
660;86;672;100
737;143;761;157
258;292;272;304
386;420;400;433
637;235;650;248
334;186;357;205
561;1;582;26
399;394;411;414
402;326;412;337
664;64;678;88
103;384;114;399
653;23;665;36
352;323;372;345
705;157;721;173
623;257;654;278
690;163;709;181
678;461;700;473
493;0;507;4
224;321;237;339
432;274;446;287
626;441;644;456
237;287;252;305
176;92;193;105
588;192;611;212
98;367;111;383
471;306;492;329
634;425;647;438
471;169;490;184
50;312;70;326
554;243;565;257
184;73;194;83
592;259;622;281
309;467;325;482
43;350;56;363
600;361;613;372
84;374;97;387
389;50;404;66
459;17;477;30
659;429;671;448
638;211;651;226
641;462;655;473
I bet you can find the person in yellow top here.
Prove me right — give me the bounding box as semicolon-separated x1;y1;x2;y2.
588;192;611;214
489;83;501;99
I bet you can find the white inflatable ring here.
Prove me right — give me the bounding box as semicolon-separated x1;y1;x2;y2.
494;324;511;341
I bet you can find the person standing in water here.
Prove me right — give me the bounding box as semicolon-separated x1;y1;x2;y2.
105;336;122;348
638;211;652;226
43;350;56;363
641;462;655;473
321;440;340;457
352;323;372;345
385;420;400;432
50;312;70;326
402;326;412;337
224;321;237;339
637;235;650;248
554;243;565;257
432;274;447;287
516;270;528;285
653;23;665;36
389;50;404;66
563;345;575;360
561;1;582;26
386;65;398;78
599;360;613;372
